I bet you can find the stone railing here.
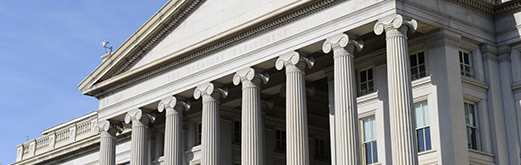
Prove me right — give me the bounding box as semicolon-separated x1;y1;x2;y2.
16;116;98;162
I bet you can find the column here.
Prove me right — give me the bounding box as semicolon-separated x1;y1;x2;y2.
97;120;122;165
374;14;418;165
194;82;228;165
233;68;269;165
275;51;314;165
323;67;336;165
158;96;191;165
125;109;156;165
323;33;363;165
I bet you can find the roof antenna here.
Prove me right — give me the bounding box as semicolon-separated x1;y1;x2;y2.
101;41;113;53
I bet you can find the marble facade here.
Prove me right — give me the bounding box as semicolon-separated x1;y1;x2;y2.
13;0;521;165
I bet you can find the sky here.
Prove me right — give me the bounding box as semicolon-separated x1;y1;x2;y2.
0;1;168;164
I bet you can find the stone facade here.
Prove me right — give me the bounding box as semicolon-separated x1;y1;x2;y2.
13;0;521;165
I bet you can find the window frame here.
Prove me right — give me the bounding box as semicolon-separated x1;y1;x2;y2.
360;116;378;165
233;120;241;144
196;122;202;145
314;137;327;159
357;66;375;96
275;129;286;153
410;51;427;81
459;50;474;78
414;101;432;152
464;100;480;150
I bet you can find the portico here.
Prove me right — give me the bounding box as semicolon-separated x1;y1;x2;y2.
14;0;521;165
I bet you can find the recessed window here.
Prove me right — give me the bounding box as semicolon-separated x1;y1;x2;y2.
464;102;479;150
459;51;474;78
410;51;426;80
358;67;374;96
415;102;431;152
234;120;241;144
362;117;378;164
276;129;286;152
314;137;326;159
196;122;202;145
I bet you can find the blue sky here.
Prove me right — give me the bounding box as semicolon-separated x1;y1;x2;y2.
0;1;168;164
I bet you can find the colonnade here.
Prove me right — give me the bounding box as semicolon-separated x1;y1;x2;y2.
96;14;418;165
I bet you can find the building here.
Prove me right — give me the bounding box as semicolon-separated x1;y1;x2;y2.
12;0;521;164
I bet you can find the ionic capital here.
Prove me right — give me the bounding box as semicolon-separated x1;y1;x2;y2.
124;109;156;124
275;51;314;71
158;96;191;115
194;82;228;100
96;120;123;134
374;15;417;36
322;33;363;57
233;68;269;87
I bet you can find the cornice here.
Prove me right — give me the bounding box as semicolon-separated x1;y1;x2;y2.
87;0;348;98
444;0;521;17
444;0;495;16
78;0;196;93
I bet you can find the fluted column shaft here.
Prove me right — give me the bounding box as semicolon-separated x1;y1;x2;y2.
242;79;264;165
234;68;268;165
375;15;418;165
165;110;183;165
286;62;309;165
335;45;361;164
100;130;117;165
158;96;190;165
276;52;313;165
202;93;221;165
125;109;155;165
323;34;363;165
194;83;227;165
131;118;150;165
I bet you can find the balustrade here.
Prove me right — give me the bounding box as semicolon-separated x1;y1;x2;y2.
16;116;97;161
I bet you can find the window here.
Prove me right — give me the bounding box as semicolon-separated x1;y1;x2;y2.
415;102;431;152
362;117;377;164
410;51;426;80
464;102;479;150
314;137;326;159
358;67;374;96
275;129;286;152
459;51;473;77
196;122;202;145
234;120;241;144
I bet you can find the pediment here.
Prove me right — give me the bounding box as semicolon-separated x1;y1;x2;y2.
78;0;203;96
78;0;314;97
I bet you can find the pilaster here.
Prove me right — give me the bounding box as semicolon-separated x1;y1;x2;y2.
371;48;392;165
374;14;418;165
322;33;363;165
481;42;510;165
323;66;336;165
276;51;314;165
424;28;469;165
497;45;521;165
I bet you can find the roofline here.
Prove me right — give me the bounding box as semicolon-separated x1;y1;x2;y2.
41;111;98;135
77;0;184;94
